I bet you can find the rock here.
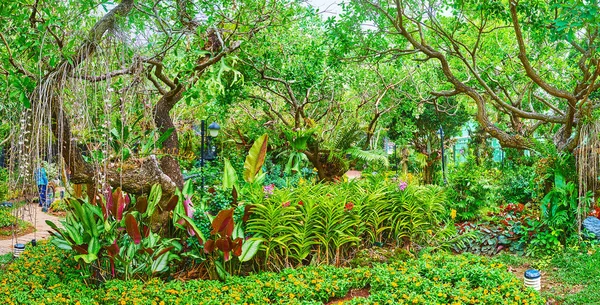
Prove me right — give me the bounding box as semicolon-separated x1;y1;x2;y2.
583;216;600;239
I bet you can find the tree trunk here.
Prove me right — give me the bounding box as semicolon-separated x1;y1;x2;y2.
154;88;185;189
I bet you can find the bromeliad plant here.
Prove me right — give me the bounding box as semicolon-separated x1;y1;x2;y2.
46;183;204;281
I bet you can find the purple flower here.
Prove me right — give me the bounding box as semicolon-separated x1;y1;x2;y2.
397;181;408;191
263;184;275;196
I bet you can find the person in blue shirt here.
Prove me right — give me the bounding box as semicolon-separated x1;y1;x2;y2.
34;167;48;211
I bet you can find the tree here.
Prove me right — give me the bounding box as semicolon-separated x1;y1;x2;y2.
0;0;285;229
231;11;409;180
338;0;600;152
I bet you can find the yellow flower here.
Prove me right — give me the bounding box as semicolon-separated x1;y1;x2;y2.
450;209;457;219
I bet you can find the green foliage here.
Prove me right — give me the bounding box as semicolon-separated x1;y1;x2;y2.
0;168;8;202
454;203;532;256
203;187;234;216
346;147;389;169
243;133;268;184
49;198;69;213
263;163;299;188
0;208;17;228
446;161;499;221
246;178;461;270
46;185;201;281
498;164;535;204
0;204;33;236
0;242;545;305
545;248;600;304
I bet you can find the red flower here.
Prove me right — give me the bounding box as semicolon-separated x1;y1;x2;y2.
282;201;291;208
345;202;354;211
298;201;304;206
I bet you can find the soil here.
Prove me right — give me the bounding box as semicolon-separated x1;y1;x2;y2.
324;287;370;305
48;210;67;218
506;263;582;305
0;224;35;240
0;203;62;255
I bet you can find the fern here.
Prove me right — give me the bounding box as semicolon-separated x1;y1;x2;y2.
329;122;363;151
346;147;389;168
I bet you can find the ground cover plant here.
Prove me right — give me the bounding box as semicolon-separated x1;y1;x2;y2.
0;241;544;305
493;246;600;305
0;203;33;238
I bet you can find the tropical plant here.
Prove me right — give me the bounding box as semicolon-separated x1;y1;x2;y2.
389;184;448;249
246;177;462;270
446;160;499;221
46;184;204;281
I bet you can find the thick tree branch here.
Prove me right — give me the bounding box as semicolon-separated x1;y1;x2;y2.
509;2;574;102
0;33;35;78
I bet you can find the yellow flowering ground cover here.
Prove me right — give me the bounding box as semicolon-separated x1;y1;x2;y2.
0;242;544;305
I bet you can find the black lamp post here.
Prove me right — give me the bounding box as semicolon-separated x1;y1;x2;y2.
199;120;220;199
438;126;447;184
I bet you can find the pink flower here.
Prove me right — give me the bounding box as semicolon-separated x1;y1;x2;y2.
282;201;291;208
397;181;408;191
263;184;275;196
345;202;354;211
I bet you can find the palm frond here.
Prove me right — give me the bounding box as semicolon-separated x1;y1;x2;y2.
346;147;389;168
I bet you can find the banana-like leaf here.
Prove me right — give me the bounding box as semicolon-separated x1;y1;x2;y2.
215;260;228;280
74;253;98;264
88;237;100;255
136;196;148;214
151;252;170;274
238;238;262;262
146;184;162;217
164;195;179;212
222;158;238;189
125;214;142;244
51;238;73;251
211;208;235;237
243;134;268;183
111;187;123;217
177;214;206;244
182;179;193;198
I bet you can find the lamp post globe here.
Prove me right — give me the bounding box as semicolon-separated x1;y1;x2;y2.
208;122;220;138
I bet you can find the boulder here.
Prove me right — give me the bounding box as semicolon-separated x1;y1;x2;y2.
583;216;600;239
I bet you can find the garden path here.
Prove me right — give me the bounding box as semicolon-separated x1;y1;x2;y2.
0;204;62;255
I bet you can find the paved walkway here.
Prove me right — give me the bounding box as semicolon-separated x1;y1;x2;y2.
0;204;62;255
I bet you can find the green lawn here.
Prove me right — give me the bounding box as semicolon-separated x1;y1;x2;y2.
494;247;600;304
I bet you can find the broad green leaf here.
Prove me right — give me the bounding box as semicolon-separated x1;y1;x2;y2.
74;253;98;264
238;238;262;262
243;134;268;183
146;184;162;217
151;252;170;274
222;158;238;189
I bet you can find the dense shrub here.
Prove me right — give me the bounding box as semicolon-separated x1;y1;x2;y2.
245;177;462;269
498;165;535;204
0;242;545;305
446;161;499;221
